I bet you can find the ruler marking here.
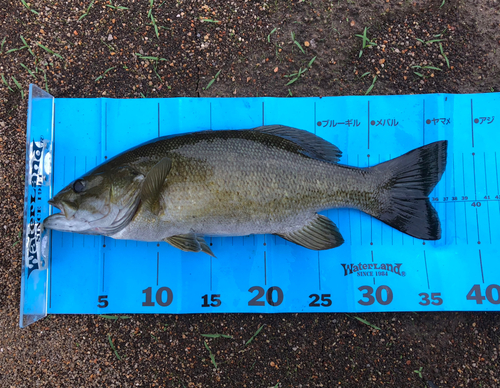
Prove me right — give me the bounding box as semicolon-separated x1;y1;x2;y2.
367;101;370;149
313;101;316;134
318;253;321;291
371;251;375;285
495;152;500;215
105;101;108;152
453;154;457;244
63;154;66;186
444;201;447;245
472;153;477;200
346;154;352;245
472;153;480;243
102;252;105;292
443;151;448;245
379;155;382;245
71;152;75;246
209;102;212;130
370;217;373;245
462;154;469;244
471;99;474;148
210;256;213;291
479;250;484;284
423;99;425;145
262;101;265;126
264;251;267;286
158;102;160;137
369;156;372;244
484;152;492;243
424;251;430;290
49;232;53;309
358;155;362;244
156;252;159;286
348;209;352;245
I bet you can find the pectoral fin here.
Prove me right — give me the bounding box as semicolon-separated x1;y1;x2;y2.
276;214;344;250
165;233;216;257
140;157;172;215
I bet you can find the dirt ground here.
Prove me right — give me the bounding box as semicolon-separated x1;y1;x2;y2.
1;0;500;387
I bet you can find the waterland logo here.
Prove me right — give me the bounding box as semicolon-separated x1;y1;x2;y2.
340;263;405;277
26;138;45;278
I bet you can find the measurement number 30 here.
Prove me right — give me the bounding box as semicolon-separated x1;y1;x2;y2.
358;285;393;306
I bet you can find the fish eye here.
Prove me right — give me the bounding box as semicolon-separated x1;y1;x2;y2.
73;179;86;193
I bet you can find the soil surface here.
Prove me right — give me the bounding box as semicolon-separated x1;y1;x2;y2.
1;0;500;387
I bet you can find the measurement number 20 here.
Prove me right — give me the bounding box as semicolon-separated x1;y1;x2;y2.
248;286;284;307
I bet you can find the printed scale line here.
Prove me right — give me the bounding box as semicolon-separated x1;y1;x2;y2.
479;250;484;284
484;153;492;243
462;154;469;244
424;251;430;290
471;99;475;148
472;153;480;244
496;152;500;216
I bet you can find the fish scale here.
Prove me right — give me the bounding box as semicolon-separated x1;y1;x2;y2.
110;133;368;240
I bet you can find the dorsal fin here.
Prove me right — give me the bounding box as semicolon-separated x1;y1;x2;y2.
252;125;342;163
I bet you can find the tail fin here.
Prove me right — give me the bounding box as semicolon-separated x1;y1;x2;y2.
368;141;448;240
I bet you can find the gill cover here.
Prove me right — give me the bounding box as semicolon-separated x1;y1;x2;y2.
43;166;144;235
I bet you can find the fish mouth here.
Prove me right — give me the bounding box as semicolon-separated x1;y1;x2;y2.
48;198;64;216
43;198;84;232
42;212;72;231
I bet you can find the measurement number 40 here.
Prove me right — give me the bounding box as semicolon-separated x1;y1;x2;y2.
466;284;500;305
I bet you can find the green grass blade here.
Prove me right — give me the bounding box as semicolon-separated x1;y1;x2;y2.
201;333;233;339
11;76;22;90
285;76;299;86
307;56;317;68
245;324;265;346
107;334;121;360
6;46;27;54
203;341;217;369
426;39;444;44
439;43;450;68
267;27;277;43
354;316;381;330
423;66;442;71
37;43;63;60
20;63;36;79
205;69;221;90
365;75;377;95
293;40;305;54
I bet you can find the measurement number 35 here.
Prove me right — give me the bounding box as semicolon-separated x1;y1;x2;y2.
418;292;443;306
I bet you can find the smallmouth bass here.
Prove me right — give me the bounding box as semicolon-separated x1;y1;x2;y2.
43;125;448;256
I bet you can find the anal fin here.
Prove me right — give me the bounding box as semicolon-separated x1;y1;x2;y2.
276;214;344;250
165;233;216;257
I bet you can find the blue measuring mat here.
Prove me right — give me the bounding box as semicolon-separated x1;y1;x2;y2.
20;84;500;327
